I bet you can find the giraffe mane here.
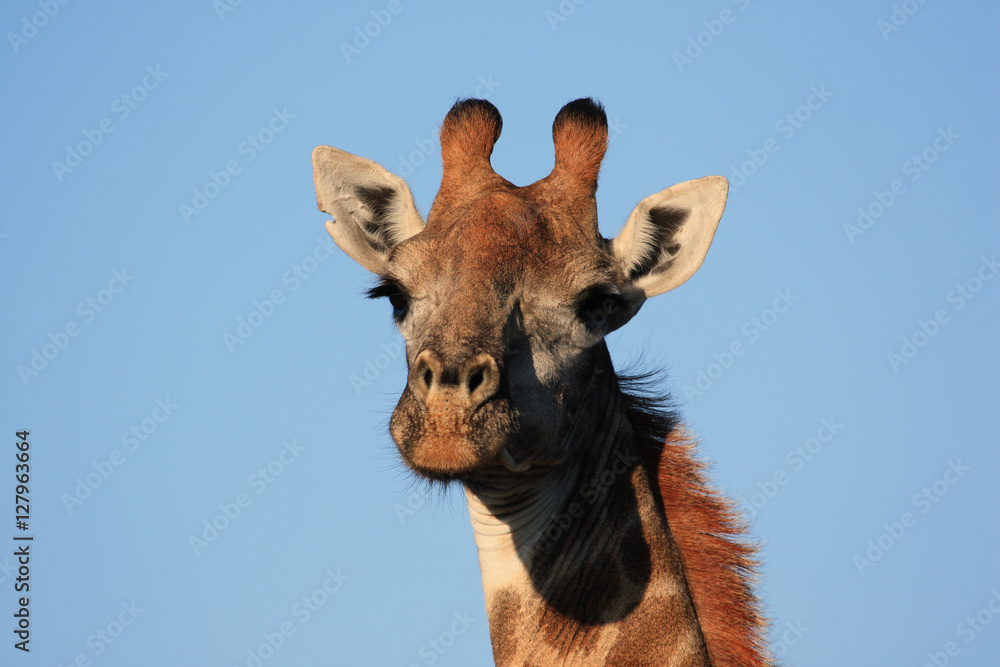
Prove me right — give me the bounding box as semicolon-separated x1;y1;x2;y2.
620;373;770;667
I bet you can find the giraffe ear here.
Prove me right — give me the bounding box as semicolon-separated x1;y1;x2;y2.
612;176;727;300
312;146;425;273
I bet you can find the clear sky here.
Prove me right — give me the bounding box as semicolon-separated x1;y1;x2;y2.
1;1;997;665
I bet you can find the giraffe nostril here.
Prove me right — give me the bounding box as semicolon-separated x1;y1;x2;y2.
463;355;498;402
422;367;434;390
468;369;484;393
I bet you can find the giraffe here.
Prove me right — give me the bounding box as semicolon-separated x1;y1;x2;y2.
312;99;767;665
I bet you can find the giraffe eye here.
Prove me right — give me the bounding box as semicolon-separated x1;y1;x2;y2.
578;289;624;331
366;279;410;320
388;292;409;318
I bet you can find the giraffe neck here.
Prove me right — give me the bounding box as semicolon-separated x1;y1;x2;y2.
464;381;711;666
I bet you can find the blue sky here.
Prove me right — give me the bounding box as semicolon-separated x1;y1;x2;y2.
1;1;997;665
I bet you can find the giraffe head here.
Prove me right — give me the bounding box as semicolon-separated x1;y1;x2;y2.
313;99;727;480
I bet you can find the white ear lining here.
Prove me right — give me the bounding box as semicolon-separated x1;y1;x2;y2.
612;176;728;298
312;145;425;273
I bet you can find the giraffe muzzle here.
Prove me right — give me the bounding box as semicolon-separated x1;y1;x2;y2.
410;349;499;406
390;349;516;478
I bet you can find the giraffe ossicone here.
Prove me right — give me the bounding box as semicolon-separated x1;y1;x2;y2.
313;98;768;665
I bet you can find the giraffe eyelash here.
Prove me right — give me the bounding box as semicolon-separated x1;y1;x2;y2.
365;278;403;300
366;278;410;319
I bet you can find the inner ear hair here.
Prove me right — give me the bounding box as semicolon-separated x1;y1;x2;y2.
626;206;689;282
354;185;399;254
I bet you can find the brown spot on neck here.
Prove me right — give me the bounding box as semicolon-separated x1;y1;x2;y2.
488;588;521;665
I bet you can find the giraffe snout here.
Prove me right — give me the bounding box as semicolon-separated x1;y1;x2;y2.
392;349;512;478
410;349;499;410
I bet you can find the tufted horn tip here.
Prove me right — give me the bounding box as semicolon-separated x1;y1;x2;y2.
440;99;502;177
551;98;608;189
552;98;607;135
